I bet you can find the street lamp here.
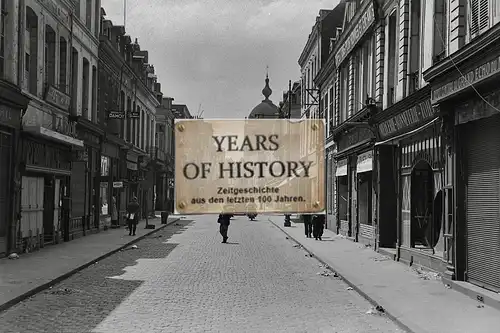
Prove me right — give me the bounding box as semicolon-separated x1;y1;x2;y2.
282;80;292;227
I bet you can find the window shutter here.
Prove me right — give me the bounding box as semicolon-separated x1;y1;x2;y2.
469;0;480;36
469;0;490;36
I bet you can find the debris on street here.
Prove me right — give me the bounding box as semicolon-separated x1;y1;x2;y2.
413;267;440;280
366;305;385;315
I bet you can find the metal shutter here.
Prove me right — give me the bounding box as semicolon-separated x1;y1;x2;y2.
465;115;500;291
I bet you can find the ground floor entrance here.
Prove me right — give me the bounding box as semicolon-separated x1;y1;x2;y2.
462;114;500;292
0;128;13;255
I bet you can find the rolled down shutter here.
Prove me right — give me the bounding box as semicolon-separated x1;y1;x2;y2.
465;115;500;291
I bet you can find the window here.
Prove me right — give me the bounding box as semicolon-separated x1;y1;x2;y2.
26;7;39;95
386;12;398;107
338;175;348;221
408;0;421;95
0;0;6;78
59;38;68;93
71;48;78;111
433;0;447;63
468;0;489;38
86;0;92;30
82;58;90;119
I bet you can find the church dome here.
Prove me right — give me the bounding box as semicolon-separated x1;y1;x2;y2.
248;74;279;119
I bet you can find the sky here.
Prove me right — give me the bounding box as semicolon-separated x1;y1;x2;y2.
101;0;339;119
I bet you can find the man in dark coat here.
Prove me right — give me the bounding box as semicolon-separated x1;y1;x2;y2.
303;214;313;238
312;214;325;240
127;197;140;236
218;213;231;243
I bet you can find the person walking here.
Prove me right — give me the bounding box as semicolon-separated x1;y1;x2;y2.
127;196;140;236
303;214;313;238
111;196;118;227
218;213;231;243
312;214;325;240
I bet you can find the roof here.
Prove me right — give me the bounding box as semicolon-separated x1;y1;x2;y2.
248;75;279;119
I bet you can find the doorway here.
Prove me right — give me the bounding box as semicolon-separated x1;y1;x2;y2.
0;130;12;255
410;160;436;252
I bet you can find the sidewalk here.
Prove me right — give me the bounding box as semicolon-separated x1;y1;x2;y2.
269;217;500;333
0;216;182;312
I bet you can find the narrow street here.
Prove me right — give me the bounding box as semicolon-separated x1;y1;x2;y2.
0;215;404;333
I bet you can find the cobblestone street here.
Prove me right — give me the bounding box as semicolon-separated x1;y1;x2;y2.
0;215;404;333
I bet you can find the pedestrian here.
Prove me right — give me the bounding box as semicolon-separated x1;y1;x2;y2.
111;196;118;227
312;214;325;240
127;196;140;236
303;214;312;238
218;213;231;243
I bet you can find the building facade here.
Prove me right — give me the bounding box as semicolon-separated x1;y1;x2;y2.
98;10;160;225
325;0;455;280
16;0;89;253
298;9;339;218
155;97;175;212
329;0;380;243
314;3;344;232
423;0;500;292
0;0;32;256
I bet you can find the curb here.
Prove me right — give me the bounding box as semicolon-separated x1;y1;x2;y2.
0;217;182;313
268;218;417;333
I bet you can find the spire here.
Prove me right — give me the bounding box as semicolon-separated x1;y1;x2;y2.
262;68;272;101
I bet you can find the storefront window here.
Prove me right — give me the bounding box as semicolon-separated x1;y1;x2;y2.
358;172;372;225
100;156;110;215
337;176;348;221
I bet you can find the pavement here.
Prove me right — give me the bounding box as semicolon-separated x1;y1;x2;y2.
0;215;181;312
268;217;500;333
0;214;404;333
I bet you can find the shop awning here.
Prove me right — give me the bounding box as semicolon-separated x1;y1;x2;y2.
356;151;373;173
335;159;348;177
24;126;84;147
375;117;439;146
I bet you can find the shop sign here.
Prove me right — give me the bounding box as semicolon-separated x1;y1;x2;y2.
432;55;500;103
456;89;500;125
338;127;373;152
44;85;70;112
0;105;20;128
378;99;435;139
113;181;123;188
335;2;375;65
128;111;140;118
335;159;348;177
356;151;373;173
108;111;125;119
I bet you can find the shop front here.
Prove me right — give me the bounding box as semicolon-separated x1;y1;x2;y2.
75;121;104;237
373;86;447;272
19;98;84;251
424;35;500;291
0;83;30;257
326;141;337;232
334;126;375;243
